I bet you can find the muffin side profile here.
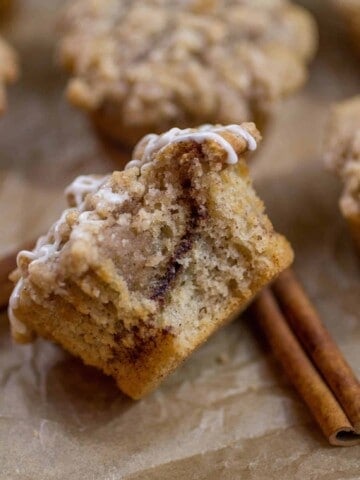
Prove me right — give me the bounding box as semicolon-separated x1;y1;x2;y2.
324;96;360;250
58;0;317;146
0;36;18;114
9;123;293;399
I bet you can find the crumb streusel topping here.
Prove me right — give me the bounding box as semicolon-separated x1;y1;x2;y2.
324;96;360;247
59;0;317;142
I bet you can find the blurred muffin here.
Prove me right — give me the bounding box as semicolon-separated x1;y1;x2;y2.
58;0;317;146
324;96;360;250
0;36;18;114
8;122;293;399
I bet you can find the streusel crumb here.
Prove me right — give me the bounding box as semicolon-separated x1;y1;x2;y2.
58;0;317;146
324;96;360;250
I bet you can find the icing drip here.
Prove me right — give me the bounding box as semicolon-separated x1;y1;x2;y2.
8;173;110;338
93;187;129;210
125;124;257;170
222;124;257;151
8;279;32;338
65;175;107;206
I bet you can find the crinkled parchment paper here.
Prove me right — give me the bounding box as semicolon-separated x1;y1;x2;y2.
0;1;359;478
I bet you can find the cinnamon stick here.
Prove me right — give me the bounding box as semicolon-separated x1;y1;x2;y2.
272;268;360;433
250;272;360;446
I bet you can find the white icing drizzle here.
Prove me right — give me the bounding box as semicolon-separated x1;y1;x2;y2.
93;187;129;208
222;124;257;151
124;159;142;170
125;124;257;170
65;175;107;206
8;279;32;337
8;173;111;338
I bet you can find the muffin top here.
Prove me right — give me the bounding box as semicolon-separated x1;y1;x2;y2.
324;96;360;221
324;96;360;175
59;0;317;140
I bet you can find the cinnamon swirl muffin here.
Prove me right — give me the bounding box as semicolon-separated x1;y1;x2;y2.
8;122;293;399
0;36;18;114
324;96;360;250
58;0;317;146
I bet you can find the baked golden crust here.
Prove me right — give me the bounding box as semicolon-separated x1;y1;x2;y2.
0;36;18;114
9;123;293;399
58;0;317;146
324;96;360;251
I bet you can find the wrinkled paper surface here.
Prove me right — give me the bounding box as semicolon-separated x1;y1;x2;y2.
0;1;360;478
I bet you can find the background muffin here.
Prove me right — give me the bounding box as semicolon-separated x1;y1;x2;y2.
58;0;318;146
324;96;360;251
0;36;18;114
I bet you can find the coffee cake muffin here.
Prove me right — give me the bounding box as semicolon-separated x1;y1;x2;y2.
0;36;18;114
58;0;317;146
9;123;293;399
324;96;360;250
333;0;360;54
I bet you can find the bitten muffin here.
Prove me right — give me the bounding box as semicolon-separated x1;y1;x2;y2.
324;96;360;250
9;123;293;399
333;0;360;54
58;0;317;146
0;36;18;114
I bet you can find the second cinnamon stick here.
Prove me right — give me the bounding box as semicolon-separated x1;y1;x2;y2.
250;288;360;446
273;269;360;432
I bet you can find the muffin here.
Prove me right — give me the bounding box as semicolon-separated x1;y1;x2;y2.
333;0;360;53
9;122;293;399
58;0;317;146
0;36;18;114
324;96;360;250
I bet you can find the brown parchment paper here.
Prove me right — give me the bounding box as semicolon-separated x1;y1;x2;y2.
0;1;360;478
